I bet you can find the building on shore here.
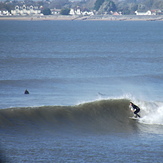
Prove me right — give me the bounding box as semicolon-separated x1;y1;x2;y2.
135;10;156;15
11;5;41;16
69;8;94;16
0;9;11;16
51;8;61;15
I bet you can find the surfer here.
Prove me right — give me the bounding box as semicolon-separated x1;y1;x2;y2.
24;89;29;94
130;102;141;118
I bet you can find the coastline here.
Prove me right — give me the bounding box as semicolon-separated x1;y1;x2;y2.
0;15;163;21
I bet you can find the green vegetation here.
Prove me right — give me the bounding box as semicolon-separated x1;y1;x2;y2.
60;8;70;15
116;0;163;14
143;0;163;10
94;0;163;14
41;8;51;15
94;0;105;11
94;0;116;13
98;0;117;14
0;2;14;13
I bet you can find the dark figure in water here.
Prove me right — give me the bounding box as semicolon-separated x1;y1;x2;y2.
130;102;141;118
24;89;29;94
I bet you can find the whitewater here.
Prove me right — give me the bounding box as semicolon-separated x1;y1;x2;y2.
0;20;163;162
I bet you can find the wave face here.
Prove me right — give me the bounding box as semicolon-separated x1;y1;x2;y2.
1;98;163;134
0;99;136;133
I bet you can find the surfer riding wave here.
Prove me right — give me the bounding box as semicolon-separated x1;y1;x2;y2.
130;102;141;118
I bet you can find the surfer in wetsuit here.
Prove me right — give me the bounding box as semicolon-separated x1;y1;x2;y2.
24;89;29;94
130;102;141;118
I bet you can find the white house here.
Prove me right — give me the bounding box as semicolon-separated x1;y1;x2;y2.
51;8;61;15
135;10;156;15
70;8;94;16
0;9;11;16
82;10;94;16
11;5;41;16
69;9;75;15
70;8;81;15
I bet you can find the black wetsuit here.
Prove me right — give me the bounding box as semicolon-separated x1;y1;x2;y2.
131;103;140;118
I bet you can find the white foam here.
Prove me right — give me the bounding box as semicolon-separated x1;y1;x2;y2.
138;101;163;125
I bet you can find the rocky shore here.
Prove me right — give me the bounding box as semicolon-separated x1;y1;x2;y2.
0;15;163;21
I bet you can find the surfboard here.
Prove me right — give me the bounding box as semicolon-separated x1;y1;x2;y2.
129;117;139;120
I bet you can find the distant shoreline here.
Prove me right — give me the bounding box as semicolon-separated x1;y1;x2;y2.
0;15;163;21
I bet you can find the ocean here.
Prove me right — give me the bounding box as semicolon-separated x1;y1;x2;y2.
0;20;163;162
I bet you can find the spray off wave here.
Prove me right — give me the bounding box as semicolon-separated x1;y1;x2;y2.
139;101;163;125
0;98;163;134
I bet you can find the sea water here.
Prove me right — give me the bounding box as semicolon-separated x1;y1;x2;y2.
0;20;163;162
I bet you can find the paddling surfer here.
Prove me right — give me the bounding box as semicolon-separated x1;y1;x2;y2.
130;102;141;118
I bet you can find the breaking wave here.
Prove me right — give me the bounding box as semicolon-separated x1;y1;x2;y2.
0;98;163;134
